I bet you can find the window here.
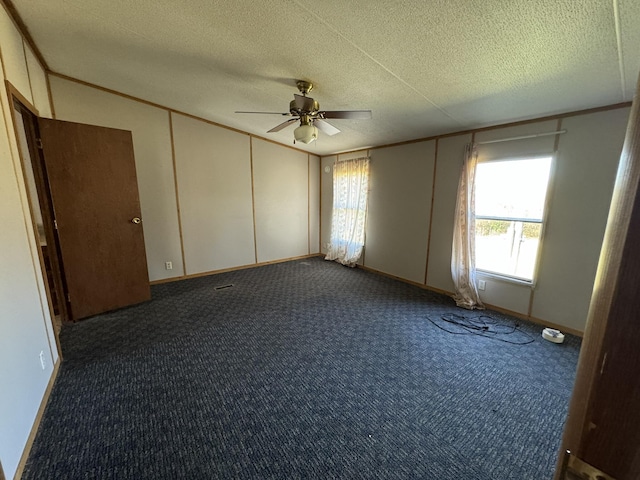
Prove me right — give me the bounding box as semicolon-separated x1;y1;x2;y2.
326;157;370;266
474;156;552;282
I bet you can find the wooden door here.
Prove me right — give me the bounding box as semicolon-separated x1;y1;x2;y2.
38;118;150;320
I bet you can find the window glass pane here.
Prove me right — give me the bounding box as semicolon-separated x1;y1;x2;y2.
475;157;552;220
475;220;541;281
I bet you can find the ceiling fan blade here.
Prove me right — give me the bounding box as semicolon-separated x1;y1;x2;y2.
293;94;316;111
321;110;372;119
314;118;341;136
236;111;291;116
267;118;298;133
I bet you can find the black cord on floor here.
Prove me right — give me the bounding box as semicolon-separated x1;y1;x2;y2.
426;312;535;345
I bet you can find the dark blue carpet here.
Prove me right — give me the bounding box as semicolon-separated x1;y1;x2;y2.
23;257;580;479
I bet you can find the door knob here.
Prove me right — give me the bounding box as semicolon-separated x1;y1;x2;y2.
131;217;141;224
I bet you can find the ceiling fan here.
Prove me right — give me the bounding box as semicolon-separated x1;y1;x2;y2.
235;80;372;144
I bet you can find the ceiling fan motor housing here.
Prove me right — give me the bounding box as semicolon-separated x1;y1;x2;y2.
290;98;319;116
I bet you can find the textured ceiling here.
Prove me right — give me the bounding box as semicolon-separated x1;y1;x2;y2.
11;0;640;155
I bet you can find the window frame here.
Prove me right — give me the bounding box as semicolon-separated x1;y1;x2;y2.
474;153;555;286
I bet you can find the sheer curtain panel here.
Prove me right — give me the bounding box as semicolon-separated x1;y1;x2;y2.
451;144;485;309
326;157;370;266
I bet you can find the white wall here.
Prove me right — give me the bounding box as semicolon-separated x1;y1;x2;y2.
252;138;309;263
50;77;320;281
49;77;183;281
309;154;320;254
24;45;51;118
320;155;336;254
532;109;629;330
172;113;255;274
0;5;58;478
0;8;31;103
426;133;472;292
365;142;435;284
322;108;630;333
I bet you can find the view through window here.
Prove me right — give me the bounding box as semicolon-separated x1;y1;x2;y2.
474;156;553;282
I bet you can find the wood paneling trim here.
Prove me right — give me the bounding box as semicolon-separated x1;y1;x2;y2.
48;72;310;155
331;102;632;158
168;112;187;276
360;264;436;290
13;358;60;479
45;72;55;118
5;80;37;115
7;81;63;349
48;75;629;160
526;283;536;319
20;39;34;104
149;253;323;285
307;154;311;254
361;149;370;266
526;316;583;338
423;138;438;285
9;94;66;349
48;72;246;132
319;156;322;251
0;0;49;71
319;156;326;254
249;136;258;264
0;28;6;80
331;147;371;157
528;118;564;317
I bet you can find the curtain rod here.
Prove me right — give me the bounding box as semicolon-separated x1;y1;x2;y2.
477;130;566;145
335;155;370;162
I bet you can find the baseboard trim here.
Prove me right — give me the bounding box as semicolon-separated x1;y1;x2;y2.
481;304;584;338
357;265;584;337
149;253;324;286
357;265;432;290
528;315;583;338
13;358;61;480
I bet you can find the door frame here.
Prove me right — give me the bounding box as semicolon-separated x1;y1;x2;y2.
6;80;66;354
554;84;640;477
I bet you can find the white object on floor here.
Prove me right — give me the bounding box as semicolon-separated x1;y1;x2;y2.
542;328;565;344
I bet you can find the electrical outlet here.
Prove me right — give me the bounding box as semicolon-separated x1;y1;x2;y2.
478;280;486;291
165;261;173;270
39;350;46;370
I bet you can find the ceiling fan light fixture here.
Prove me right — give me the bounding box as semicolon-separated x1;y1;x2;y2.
294;123;318;144
235;79;371;142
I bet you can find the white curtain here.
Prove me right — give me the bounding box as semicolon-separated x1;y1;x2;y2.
451;144;485;309
326;157;370;266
